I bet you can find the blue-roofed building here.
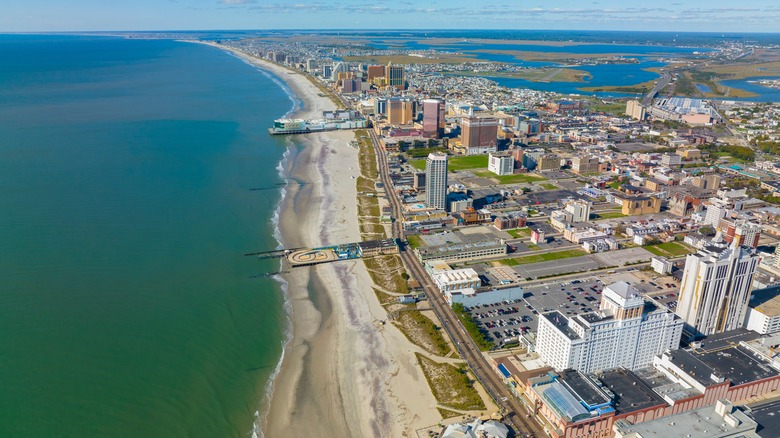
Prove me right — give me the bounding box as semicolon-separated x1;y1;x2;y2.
526;368;666;438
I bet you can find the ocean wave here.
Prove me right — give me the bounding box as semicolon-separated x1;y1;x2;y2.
252;136;296;438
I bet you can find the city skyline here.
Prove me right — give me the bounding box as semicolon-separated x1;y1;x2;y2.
4;0;780;32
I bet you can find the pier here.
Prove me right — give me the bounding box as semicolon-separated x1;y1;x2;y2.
287;239;399;268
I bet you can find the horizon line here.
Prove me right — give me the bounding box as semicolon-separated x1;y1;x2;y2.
4;28;780;35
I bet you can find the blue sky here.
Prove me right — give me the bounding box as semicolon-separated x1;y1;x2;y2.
3;0;780;32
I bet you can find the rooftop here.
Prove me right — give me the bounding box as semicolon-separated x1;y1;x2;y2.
542;311;581;341
614;400;759;438
670;342;779;387
559;369;612;409
595;368;666;415
749;398;780;438
750;285;780;317
633;367;702;402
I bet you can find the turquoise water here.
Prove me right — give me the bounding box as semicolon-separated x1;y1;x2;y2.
0;35;291;437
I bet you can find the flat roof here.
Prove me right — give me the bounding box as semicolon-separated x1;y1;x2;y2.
673;344;779;387
596;368;666;415
750;286;780;317
615;402;759;438
633;367;702;402
750;398;780;437
542;311;581;341
559;369;611;408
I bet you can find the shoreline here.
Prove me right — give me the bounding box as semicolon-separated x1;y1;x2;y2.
192;41;442;437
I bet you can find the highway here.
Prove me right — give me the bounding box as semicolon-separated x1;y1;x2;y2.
368;130;545;438
641;71;672;106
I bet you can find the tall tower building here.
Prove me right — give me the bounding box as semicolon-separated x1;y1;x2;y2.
367;65;385;81
461;115;498;154
425;153;448;211
386;62;405;89
676;242;760;337
422;98;446;139
387;97;414;125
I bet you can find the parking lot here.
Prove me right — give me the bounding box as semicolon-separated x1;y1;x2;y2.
511;247;653;279
523;277;604;316
464;299;536;346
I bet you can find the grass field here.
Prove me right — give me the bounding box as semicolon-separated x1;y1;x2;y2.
410;154;489;172
501;249;586;266
592;211;626;220
477;49;642;62
445;68;591;83
644;242;694;258
473;170;546;184
406;234;424;249
415;353;486;411
342;54;477;64
540;183;559;190
505;228;532;238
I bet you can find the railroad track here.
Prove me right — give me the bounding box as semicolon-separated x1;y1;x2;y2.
368;130;545;437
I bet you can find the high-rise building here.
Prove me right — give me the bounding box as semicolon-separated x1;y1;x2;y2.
367;65;385;81
536;282;683;373
625;99;647;120
676;242;760;337
322;65;333;79
386;62;405;89
331;62;348;80
374;97;388;116
425;153;448;211
387;97;414;125
461;115;498;154
422;98;446;139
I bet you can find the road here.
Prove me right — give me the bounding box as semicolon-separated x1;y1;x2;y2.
641;71;672;106
369;130;546;438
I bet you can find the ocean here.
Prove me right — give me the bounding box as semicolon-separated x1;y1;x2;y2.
0;35;292;437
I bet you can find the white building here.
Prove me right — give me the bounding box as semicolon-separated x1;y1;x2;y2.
425;153;448;211
432;268;481;292
536;282;683;373
488;152;514;176
564;200;592;223
651;256;673;275
704;202;728;227
661;153;682;167
746;286;780;335
676;242;760;337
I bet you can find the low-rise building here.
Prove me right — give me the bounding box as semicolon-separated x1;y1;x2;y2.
612;399;759;438
746;285;780;335
432;268;481;292
488;152;514;176
416;237;507;263
651;257;673;275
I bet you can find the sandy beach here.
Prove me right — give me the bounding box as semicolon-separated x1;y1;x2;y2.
194;42;442;437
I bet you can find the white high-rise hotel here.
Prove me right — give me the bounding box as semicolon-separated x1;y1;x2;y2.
536;282;683;373
676;242;760;337
425;153;448;211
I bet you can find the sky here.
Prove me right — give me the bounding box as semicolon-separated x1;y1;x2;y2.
2;0;780;33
